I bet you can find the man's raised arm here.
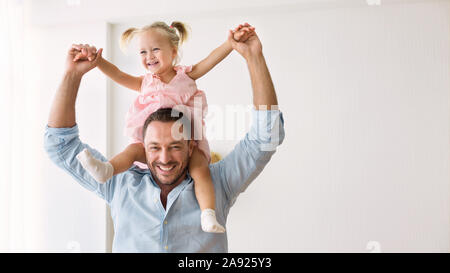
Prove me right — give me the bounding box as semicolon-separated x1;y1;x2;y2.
212;29;285;209
48;45;102;128
227;30;278;110
44;45;116;203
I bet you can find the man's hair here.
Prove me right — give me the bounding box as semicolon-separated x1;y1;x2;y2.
142;108;189;141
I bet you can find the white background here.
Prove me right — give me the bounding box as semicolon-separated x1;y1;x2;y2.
15;0;450;252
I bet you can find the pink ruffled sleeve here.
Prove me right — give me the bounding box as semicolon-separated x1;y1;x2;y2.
139;74;153;93
174;65;193;74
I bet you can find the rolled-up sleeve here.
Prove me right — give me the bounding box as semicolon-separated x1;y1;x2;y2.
43;125;115;204
216;109;285;208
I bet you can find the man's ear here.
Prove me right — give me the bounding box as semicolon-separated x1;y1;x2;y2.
188;140;195;157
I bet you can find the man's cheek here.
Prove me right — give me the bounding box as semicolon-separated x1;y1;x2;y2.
145;154;156;166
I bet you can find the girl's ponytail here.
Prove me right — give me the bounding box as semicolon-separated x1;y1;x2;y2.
120;27;138;52
170;21;189;46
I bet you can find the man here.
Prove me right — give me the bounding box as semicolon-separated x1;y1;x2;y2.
44;29;285;252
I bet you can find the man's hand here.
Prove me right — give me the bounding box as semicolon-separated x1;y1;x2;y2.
232;23;255;43
228;23;262;61
65;44;103;76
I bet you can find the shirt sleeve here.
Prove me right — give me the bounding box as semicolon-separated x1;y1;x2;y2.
43;124;117;204
214;109;285;208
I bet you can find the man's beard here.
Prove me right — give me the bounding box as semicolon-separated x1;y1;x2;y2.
148;152;190;186
151;164;189;186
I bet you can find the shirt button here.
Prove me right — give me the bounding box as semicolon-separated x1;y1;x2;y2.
164;221;168;225
164;245;168;250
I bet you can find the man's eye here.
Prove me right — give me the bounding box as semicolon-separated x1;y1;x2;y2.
152;48;160;51
171;146;181;150
149;147;159;150
140;51;146;54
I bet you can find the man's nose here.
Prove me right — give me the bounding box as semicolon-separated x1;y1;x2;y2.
158;148;171;164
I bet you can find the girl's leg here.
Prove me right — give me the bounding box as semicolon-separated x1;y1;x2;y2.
189;147;225;233
76;143;146;183
110;142;146;174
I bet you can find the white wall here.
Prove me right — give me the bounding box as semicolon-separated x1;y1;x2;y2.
108;1;450;252
26;0;450;252
26;9;108;251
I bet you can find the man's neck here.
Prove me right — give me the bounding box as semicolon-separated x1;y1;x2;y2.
153;171;188;209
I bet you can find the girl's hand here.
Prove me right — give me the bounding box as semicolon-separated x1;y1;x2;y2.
72;44;100;62
228;27;262;61
65;44;103;76
232;23;255;43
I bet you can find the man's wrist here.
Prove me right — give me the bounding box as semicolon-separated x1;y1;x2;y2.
245;52;265;64
63;70;83;81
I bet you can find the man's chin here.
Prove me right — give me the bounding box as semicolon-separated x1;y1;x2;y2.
150;167;188;186
156;175;178;185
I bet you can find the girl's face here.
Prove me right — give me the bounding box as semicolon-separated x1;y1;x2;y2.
138;29;177;74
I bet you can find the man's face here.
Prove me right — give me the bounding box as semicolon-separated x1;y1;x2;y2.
143;121;194;186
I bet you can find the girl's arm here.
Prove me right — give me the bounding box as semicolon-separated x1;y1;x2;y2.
97;56;143;92
187;41;233;81
187;25;255;81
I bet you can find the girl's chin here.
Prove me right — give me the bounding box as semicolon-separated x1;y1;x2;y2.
148;65;173;74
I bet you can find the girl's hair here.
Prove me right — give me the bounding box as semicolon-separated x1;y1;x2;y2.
120;21;190;65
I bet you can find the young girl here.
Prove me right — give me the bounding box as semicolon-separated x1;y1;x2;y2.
75;21;255;233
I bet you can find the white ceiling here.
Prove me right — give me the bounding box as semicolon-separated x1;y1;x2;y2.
25;0;434;26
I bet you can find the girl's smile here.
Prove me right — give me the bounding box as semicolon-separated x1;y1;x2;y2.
138;29;177;81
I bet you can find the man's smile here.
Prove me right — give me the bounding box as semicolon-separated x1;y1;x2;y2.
155;163;177;175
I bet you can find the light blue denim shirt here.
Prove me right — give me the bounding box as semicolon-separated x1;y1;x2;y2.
44;109;285;253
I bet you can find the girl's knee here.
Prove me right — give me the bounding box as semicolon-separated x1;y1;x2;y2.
190;147;209;166
126;142;146;162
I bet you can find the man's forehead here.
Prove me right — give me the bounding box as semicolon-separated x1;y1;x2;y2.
143;121;188;144
146;140;185;146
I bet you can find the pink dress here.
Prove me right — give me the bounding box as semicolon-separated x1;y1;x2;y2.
125;65;210;168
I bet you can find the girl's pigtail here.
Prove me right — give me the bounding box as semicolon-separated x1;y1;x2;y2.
170;21;189;46
120;27;138;53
